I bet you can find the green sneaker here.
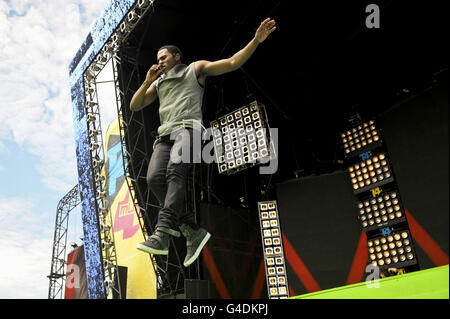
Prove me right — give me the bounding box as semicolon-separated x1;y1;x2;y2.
136;227;180;255
179;224;211;267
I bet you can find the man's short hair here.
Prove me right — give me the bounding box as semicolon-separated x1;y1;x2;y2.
158;45;183;61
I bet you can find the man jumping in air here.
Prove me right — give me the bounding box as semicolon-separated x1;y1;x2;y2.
130;18;277;267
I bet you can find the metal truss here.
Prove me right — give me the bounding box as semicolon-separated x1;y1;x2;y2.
83;48;122;300
48;184;80;299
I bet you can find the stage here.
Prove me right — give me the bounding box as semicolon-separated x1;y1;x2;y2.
52;0;449;299
291;265;448;299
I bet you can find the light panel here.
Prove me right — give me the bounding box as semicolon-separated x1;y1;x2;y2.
357;189;407;232
367;230;417;269
341;120;382;158
348;152;394;194
211;101;273;175
258;200;289;299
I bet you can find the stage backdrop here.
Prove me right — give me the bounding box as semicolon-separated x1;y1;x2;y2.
276;79;449;296
102;117;156;299
200;203;266;299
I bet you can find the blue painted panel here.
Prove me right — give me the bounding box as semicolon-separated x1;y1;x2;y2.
72;76;105;299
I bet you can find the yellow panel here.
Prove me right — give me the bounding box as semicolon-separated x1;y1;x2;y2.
103;117;156;299
110;181;156;299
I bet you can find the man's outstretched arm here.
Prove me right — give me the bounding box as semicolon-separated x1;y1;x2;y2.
195;18;276;77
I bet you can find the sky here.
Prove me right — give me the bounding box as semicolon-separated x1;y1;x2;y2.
0;0;116;299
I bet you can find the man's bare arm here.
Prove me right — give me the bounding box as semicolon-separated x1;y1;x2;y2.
196;18;276;77
130;64;162;111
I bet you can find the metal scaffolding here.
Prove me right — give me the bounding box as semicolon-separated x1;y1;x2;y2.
84;54;123;299
47;184;80;299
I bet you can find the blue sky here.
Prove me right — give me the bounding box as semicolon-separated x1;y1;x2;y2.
0;0;112;298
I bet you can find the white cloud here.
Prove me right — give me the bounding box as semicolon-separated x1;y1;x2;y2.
0;0;111;192
0;196;54;299
0;0;112;298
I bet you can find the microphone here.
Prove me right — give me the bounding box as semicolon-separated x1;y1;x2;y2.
156;64;165;79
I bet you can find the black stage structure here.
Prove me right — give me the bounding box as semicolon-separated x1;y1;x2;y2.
107;0;447;298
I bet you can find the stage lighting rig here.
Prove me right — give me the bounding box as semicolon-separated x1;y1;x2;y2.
348;152;394;194
83;57;122;298
111;33;123;47
138;0;154;9
89;129;101;138
120;22;132;34
96;191;106;200
99;207;108;219
101;225;112;234
356;189;407;232
367;230;418;269
104;279;115;289
340;115;420;276
86;114;96;123
112;1;155;50
127;11;139;24
258;200;289;299
211;101;275;175
95;173;106;182
85;87;95;96
104;260;114;269
92;158;103;171
91;63;102;73
85;70;95;82
340;120;382;158
89;142;100;151
85;101;98;110
102;241;113;250
96;51;109;64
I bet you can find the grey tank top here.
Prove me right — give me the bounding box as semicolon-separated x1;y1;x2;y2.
156;62;204;137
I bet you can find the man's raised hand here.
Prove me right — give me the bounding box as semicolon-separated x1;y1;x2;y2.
255;18;277;44
145;64;162;83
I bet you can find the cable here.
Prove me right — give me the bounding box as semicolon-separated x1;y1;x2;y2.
239;67;289;121
215;0;282;60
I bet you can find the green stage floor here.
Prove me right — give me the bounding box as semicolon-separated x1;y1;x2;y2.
291;265;449;299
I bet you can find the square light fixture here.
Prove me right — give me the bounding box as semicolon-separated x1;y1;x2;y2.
367;230;417;269
258;200;289;299
211;101;274;175
340;120;382;158
357;189;407;232
348;152;394;194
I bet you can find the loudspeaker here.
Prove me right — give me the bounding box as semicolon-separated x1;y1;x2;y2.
185;279;210;299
